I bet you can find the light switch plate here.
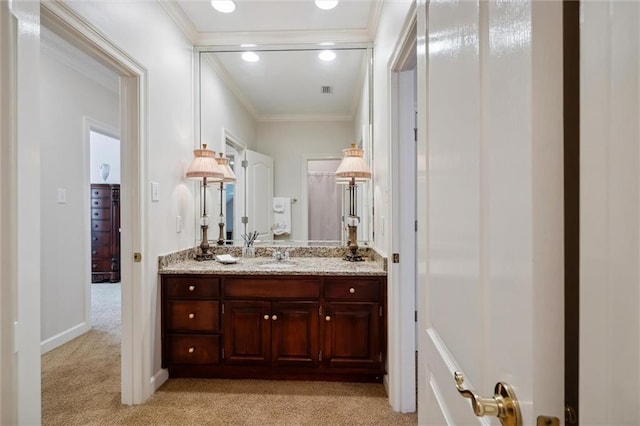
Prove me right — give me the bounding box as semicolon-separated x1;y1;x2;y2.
151;182;160;201
57;188;67;204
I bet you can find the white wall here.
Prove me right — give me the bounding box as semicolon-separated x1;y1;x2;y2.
256;120;354;240
40;33;120;350
200;56;257;154
65;0;197;379
90;131;121;184
580;1;640;424
372;1;414;256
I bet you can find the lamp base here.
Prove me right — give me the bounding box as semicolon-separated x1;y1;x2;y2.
343;252;364;262
194;250;214;262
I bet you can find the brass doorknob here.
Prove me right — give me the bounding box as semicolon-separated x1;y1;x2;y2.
454;372;522;426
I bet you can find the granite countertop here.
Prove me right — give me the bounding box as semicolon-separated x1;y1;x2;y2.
159;254;387;276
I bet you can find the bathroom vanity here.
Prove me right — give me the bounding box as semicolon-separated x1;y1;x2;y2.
159;253;387;383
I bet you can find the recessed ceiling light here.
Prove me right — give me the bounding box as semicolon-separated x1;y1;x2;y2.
242;52;260;63
315;0;339;10
211;0;236;13
318;50;336;62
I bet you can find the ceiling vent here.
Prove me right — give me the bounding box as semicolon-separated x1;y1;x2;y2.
321;86;332;94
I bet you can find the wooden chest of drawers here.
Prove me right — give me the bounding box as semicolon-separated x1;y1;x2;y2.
91;184;120;283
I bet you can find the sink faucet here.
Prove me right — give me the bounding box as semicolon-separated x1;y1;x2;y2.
272;248;290;262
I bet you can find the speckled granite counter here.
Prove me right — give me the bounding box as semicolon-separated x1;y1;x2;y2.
158;255;386;276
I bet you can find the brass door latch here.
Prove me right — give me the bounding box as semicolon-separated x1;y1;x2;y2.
454;371;522;426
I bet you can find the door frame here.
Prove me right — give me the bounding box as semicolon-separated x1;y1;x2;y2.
41;1;150;405
387;4;418;413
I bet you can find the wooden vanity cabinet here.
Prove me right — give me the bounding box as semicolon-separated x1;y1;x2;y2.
161;275;221;369
322;277;383;370
223;277;320;368
160;273;386;382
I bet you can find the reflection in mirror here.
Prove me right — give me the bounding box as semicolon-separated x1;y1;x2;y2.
198;46;373;246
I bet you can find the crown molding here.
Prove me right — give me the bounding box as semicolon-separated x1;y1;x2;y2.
157;0;198;44
40;26;119;94
194;29;372;47
257;114;353;123
201;53;260;121
367;0;384;40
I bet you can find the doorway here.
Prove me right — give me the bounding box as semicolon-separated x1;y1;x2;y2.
307;158;342;241
40;1;148;407
389;15;418;413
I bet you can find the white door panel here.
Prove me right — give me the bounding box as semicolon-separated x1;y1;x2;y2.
417;0;564;424
244;149;273;239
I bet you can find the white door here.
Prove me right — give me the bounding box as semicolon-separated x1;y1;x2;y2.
416;1;564;424
244;149;273;239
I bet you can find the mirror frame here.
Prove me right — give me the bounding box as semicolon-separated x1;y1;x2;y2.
194;43;374;248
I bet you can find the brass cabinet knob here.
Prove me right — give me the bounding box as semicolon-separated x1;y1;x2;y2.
349;287;356;294
264;314;270;320
272;315;278;321
188;313;195;319
325;316;331;322
188;285;195;291
188;347;195;353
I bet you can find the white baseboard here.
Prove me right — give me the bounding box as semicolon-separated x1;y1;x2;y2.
150;368;169;393
40;321;91;354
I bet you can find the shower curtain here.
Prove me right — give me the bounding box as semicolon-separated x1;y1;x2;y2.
308;172;342;241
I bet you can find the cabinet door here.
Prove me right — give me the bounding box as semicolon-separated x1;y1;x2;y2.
223;300;271;365
271;302;319;367
322;303;381;369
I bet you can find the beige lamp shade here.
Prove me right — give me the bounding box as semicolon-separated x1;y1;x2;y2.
215;153;237;183
186;144;224;181
335;143;372;182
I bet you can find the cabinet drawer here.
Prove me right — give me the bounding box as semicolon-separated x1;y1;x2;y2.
91;220;111;232
224;278;320;299
324;278;381;301
165;276;220;298
91;187;111;198
91;231;110;246
166;301;219;332
166;334;220;365
91;198;111;208
92;259;115;272
91;246;111;258
91;208;111;221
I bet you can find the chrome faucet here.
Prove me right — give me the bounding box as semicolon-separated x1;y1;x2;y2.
272;248;290;262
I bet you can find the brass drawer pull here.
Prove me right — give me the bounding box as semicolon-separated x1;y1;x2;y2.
264;314;270;320
188;285;196;291
325;316;331;322
188;313;195;319
349;287;356;294
188;346;195;353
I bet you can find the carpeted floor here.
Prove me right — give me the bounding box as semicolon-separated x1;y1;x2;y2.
42;283;417;425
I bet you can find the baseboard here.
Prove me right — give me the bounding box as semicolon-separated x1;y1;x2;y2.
40;321;91;354
151;368;169;393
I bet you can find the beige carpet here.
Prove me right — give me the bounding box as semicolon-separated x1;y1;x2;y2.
42;284;417;425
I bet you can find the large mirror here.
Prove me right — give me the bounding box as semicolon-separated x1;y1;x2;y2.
197;45;373;246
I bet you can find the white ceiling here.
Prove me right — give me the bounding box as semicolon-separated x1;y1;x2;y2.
163;0;379;121
167;0;381;43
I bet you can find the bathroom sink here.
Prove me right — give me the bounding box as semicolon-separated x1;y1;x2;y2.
258;262;295;268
